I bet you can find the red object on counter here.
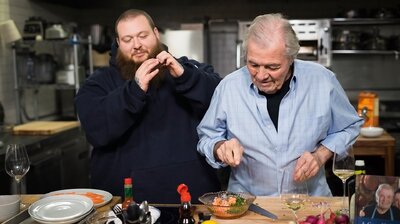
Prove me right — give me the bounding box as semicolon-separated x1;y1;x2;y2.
177;183;195;224
122;177;134;210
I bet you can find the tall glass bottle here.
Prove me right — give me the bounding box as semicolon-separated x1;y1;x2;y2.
122;177;134;210
177;184;195;224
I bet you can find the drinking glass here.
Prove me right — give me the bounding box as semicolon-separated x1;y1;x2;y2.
280;164;308;223
4;144;30;208
332;146;355;213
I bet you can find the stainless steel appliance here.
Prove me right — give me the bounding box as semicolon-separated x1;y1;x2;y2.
23;17;45;41
236;19;332;68
290;19;331;67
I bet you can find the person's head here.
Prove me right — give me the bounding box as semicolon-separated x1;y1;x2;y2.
243;13;300;94
394;188;400;209
114;9;165;79
375;184;394;212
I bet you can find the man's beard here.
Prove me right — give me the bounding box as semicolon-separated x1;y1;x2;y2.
116;42;167;88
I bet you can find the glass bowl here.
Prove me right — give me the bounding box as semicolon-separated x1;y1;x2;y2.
198;191;256;219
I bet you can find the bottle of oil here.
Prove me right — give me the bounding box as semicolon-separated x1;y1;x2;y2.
177;183;195;224
122;177;134;210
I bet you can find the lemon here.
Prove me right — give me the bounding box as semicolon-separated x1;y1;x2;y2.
202;221;218;224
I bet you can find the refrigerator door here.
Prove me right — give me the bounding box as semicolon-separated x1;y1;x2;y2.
160;29;204;62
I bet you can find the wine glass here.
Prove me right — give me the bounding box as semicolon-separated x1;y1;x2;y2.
280;164;308;223
4;144;30;208
332;146;355;214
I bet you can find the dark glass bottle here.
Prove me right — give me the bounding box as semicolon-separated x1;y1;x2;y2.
348;160;366;197
122;177;134;210
177;184;195;224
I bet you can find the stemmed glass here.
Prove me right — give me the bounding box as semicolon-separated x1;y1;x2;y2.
332;146;355;214
280;164;309;223
4;144;30;208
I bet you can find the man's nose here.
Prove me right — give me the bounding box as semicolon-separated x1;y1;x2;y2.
258;67;269;78
132;37;142;49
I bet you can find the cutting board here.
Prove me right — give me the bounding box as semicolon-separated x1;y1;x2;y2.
12;121;80;135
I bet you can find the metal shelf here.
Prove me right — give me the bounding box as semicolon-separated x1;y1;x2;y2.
332;18;400;26
332;50;400;55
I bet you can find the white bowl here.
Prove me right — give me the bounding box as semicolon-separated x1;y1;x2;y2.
0;195;20;222
360;127;384;138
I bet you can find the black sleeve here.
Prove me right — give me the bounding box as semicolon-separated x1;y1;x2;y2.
74;68;148;148
173;57;221;117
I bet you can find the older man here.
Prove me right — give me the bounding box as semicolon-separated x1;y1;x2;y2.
197;13;363;196
360;184;400;220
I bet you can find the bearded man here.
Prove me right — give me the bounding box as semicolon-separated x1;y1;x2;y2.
75;9;221;203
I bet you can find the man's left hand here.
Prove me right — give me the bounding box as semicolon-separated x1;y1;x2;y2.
156;51;184;77
294;151;321;181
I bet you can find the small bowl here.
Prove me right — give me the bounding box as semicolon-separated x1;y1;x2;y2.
0;195;20;222
198;191;255;219
360;127;384;138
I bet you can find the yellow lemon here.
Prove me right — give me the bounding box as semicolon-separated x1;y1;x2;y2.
202;221;218;224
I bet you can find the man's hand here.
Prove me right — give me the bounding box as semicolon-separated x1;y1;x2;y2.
156;51;184;77
213;138;244;167
134;58;161;92
294;145;332;181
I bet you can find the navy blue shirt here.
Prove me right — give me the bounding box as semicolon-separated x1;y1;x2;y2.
75;45;221;203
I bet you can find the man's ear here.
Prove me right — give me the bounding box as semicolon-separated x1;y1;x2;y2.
154;27;160;39
115;38;119;47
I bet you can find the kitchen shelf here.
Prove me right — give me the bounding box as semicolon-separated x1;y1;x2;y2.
19;83;76;90
332;50;400;55
332;18;400;26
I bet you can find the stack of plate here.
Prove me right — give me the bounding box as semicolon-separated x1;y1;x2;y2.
28;195;94;224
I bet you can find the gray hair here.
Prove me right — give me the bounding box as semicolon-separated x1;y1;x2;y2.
375;183;394;202
242;13;300;61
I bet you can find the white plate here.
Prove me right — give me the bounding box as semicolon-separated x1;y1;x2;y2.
43;188;113;208
29;195;93;223
30;208;94;224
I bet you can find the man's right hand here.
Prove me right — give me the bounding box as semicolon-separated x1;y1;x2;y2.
213;138;244;167
134;58;161;92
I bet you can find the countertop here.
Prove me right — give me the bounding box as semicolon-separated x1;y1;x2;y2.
0;125;83;156
13;195;344;224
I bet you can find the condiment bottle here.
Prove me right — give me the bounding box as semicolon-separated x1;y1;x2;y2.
348;160;366;221
122;177;134;210
177;183;195;224
357;91;379;127
348;160;366;196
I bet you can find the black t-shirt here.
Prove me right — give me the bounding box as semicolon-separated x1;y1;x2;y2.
259;74;292;131
364;204;400;221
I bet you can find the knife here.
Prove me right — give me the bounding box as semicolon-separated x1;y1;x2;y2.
248;203;278;220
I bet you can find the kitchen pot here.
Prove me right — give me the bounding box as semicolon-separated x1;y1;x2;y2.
363;28;387;50
332;30;362;50
17;53;57;84
34;53;57;83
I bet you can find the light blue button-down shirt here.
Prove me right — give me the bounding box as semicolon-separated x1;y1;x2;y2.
197;59;363;196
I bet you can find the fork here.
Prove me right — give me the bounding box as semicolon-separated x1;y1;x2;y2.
112;205;125;223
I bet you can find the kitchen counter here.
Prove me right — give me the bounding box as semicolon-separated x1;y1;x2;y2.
354;131;396;176
3;194;122;224
13;195;343;224
0;124;90;194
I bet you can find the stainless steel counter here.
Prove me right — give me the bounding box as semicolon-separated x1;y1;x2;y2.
0;127;90;194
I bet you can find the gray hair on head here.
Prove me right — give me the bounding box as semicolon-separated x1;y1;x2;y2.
242;13;300;61
375;183;394;202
